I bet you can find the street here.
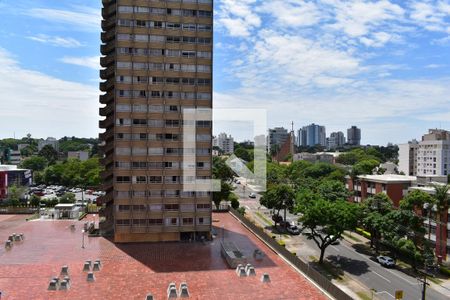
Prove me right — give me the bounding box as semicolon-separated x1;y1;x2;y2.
234;181;448;300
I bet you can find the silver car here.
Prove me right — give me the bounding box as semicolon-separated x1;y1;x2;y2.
377;256;395;268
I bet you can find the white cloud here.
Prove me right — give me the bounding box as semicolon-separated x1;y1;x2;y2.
25;7;100;32
0;48;99;139
216;0;261;37
27;34;83;48
258;0;323;27
325;0;405;37
59;56;100;70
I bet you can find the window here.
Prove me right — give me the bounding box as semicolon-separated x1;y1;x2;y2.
165;204;179;210
132;219;147;227
149;176;163;183
149;219;163;225
118;205;130;211
116;176;131;183
182;218;194;225
116;219;130;226
197;203;211;210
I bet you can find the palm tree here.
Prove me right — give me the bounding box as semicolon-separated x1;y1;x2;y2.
432;184;449;262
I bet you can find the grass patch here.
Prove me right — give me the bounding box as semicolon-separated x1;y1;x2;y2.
356;291;372;300
428;276;443;285
343;232;362;242
255;212;273;226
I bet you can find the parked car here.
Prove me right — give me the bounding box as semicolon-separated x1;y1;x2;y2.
377;256;395;268
286;224;300;235
249;192;256;198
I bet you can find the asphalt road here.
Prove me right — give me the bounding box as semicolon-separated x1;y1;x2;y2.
234;181;448;300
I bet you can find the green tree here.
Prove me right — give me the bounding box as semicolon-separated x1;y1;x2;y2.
361;193;393;252
20;156;47;172
317;180;350;202
212;182;232;209
433;184;449;261
299;199;361;263
260;184;295;227
352;159;379;175
38;144;58;164
234;147;252;162
29;194;41;207
212;156;235;183
59;193;76;204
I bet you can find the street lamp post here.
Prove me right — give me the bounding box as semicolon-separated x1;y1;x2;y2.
81;229;85;249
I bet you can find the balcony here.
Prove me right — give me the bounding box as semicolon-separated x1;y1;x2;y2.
102;4;116;19
99;115;114;129
101;28;115;43
99;91;114;105
100;77;114;92
97;191;113;205
101;168;114;181
101;153;114;167
100;40;115;55
101;18;116;31
100;66;114;80
100;54;115;68
102;180;114;193
102;0;116;6
99;104;113;117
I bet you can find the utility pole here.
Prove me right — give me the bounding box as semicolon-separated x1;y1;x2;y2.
418;269;429;300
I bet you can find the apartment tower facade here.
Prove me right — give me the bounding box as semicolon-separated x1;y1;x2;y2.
99;0;213;242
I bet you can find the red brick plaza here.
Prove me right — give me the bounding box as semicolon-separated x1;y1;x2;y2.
0;213;327;299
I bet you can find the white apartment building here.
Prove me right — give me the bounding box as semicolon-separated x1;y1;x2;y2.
416;129;450;176
398;139;419;176
213;133;234;154
38;137;59;151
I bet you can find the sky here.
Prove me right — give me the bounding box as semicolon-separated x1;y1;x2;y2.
0;0;449;145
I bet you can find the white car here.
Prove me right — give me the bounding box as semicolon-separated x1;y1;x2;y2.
377;256;395;268
249;193;256;198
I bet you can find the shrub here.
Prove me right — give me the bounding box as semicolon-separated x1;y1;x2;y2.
440;266;450;277
356;227;371;239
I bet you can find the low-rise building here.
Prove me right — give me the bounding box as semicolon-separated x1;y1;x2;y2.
38;137;59;151
294;152;340;164
346;174;417;206
68;151;89;161
0;165;32;200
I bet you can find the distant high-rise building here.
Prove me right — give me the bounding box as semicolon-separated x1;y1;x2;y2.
327;132;345;150
268;127;289;151
416;129;450;176
99;0;213;243
347;126;361;146
398;140;419;176
298;124;326;147
213;133;234;154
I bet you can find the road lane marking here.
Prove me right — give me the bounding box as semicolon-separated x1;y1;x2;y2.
375;291;395;299
331;246;340;252
373;271;391;283
341;243;418;285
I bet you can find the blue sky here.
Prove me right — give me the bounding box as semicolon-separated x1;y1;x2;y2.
0;0;449;145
